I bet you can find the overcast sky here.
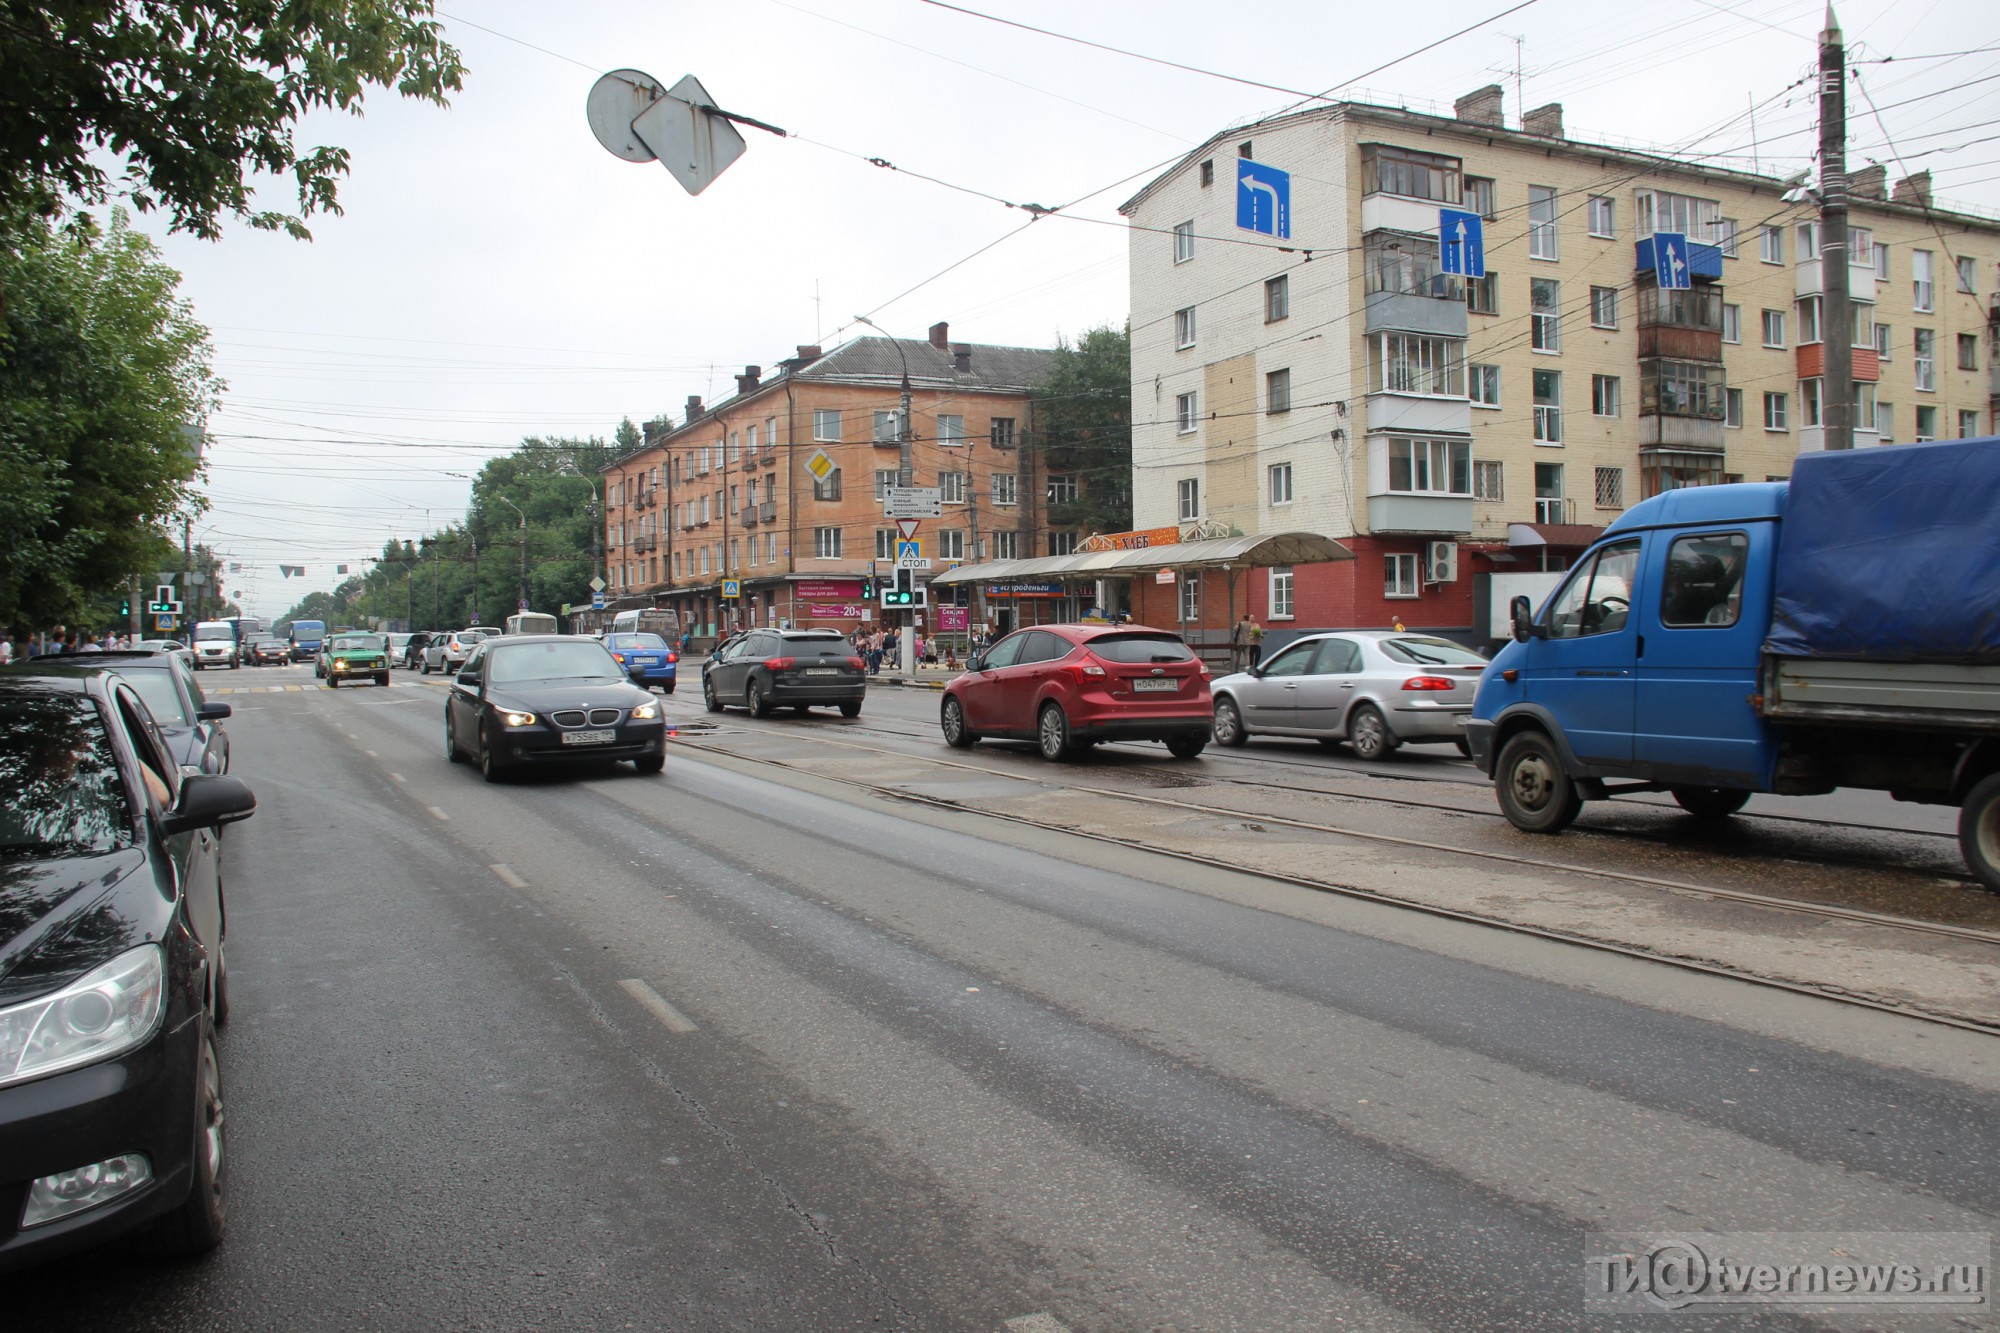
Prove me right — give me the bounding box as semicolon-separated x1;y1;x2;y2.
153;0;1999;619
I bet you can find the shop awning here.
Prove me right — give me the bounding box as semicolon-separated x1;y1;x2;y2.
927;531;1353;587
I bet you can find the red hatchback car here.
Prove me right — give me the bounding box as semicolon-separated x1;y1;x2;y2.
940;624;1213;760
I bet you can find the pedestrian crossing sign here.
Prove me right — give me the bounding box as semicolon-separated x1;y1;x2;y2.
722;579;741;599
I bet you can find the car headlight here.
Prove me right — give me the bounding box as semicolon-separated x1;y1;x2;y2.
631;701;660;719
499;710;536;727
0;945;166;1090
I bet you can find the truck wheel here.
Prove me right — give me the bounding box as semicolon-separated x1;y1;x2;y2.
1960;773;2000;894
1671;786;1752;819
1494;731;1582;833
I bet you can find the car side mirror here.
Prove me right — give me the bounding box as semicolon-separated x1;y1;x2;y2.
457;671;479;687
159;773;257;836
967;653;985;672
197;701;232;721
1510;595;1543;643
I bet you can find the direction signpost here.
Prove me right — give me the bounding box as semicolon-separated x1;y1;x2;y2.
884;487;943;519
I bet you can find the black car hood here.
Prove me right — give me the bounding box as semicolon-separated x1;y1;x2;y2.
486;677;652;714
0;848;150;1006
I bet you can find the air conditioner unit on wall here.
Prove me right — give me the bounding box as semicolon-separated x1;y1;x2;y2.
1424;541;1458;584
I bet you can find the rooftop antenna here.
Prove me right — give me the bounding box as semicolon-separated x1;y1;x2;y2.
1496;33;1528;127
1748;91;1761;174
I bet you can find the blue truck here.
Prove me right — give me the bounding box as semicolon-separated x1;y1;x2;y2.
287;619;326;662
1468;438;2000;891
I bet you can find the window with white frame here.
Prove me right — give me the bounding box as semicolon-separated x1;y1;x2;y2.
1179;572;1200;622
1177;477;1200;520
1468;363;1501;407
1175;390;1198;433
1760;225;1782;263
992;531;1020;559
1795;221;1820;261
1386;437;1471;495
728;538;739;571
813;526;842;558
1587;196;1615;238
1474;459;1504;501
1175;306;1196;348
1590;285;1619;328
1725;387;1743;428
937;529;966;560
1958;255;1978;294
1173;220;1194;262
1635;189;1720;240
1384;552;1420;598
1592;374;1621;417
1721;303;1740;343
1914;328;1935;390
1046;473;1078;503
1761;309;1785;347
813;408;842;441
1265;274;1289;321
1595;466;1625;509
874;468;897;500
698;547;709;575
1876;401;1895;441
1371;333;1465;395
1797;295;1821;344
938;470;967;504
1267;367;1292;413
875;529;896;560
1763;392;1788;431
1531;277;1561;351
1913;250;1935;311
1962;410;1982;438
766;532;778;565
1873;241;1890;278
1916;405;1938;441
745;424;758;457
1464;175;1495;218
1528;185;1559;259
1269;566;1295;619
873;410;899;443
990;416;1016;448
1874;322;1891;359
936;414;965;446
1801;376;1822;428
766;416;778;451
991;472;1018;506
1533;369;1562;443
1715;217;1738;257
1269;461;1293;504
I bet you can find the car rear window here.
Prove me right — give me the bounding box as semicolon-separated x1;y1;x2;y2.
783;635;852;656
1084;633;1194;664
1378;637;1487;666
607;634;668;650
0;696;132;855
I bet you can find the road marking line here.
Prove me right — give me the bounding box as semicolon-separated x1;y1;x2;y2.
364;749;378;757
426;805;449;822
488;863;528;889
389;773;406;783
1004;1317;1072;1333
618;979;698;1034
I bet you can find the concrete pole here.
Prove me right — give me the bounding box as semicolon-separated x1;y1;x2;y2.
1819;4;1854;450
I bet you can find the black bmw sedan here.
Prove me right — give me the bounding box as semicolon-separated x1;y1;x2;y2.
443;635;667;781
0;664;256;1271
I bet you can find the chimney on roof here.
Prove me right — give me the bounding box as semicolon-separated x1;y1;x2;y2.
685;395;704;422
1455;85;1504;127
1521;103;1564;138
1849;164;1887;200
641;421;659;447
928;321;950;350
734;365;762;396
784;344;823;371
1891;170;1932;206
951;342;972;374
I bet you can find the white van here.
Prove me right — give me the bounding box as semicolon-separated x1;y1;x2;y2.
191;620;241;670
504;611;559;636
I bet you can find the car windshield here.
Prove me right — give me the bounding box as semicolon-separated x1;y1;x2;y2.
0;695;131;856
194;625;233;640
487;641;623;684
606;634;668;650
331;635;384;651
1378;636;1487;666
113;667;190;726
1085;633;1194;663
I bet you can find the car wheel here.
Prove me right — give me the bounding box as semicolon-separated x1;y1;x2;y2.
839;700;861;718
325;676;338;689
1346;703;1398;760
748;680;772;718
1212;696;1249;747
661;683;675;695
445;710;464;763
1494;731;1583;833
1037;702;1074;762
136;1022;225;1258
1455;737;1473;758
633;754;665;775
1166;734;1207;760
1671;786;1753;818
941;696;977;748
479;723;508;783
703;675;723;713
1961;773;2000;894
421;658;431;675
375;672;389;687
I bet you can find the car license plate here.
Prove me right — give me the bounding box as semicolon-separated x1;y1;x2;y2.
1132;678;1179;692
561;729;617;745
805;668;838;676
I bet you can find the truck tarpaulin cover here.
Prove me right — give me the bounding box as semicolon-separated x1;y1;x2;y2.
1766;438;2000;663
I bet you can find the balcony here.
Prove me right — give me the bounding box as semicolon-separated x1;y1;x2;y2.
740;506;759;527
1367;494;1473;535
759;500;777;523
1797;343;1881;383
1795;257;1877;304
759;450;777;466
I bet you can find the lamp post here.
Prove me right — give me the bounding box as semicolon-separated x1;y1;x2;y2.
851;315;917;677
558;457;603;588
496;495;528;612
420;536;437;629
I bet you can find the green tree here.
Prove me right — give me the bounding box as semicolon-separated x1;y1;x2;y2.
1032;324;1132;537
0;1;465;240
0;209;219;627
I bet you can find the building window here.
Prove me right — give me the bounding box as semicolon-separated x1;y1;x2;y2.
745;424;758;458
938;470;967;504
1877;401;1895;442
1914;328;1935;390
1528;185;1559;259
1760;225;1782;264
1587;196;1615;238
698;547;709;575
873;410;899;443
937;414;965;446
1796;221;1820;262
1474;459;1504;501
1635;188;1720;240
1372;333;1465;395
1958;254;1979;294
1873;241;1890;278
1913;250;1935;311
813;526;842;558
875;529;896;560
1801;376;1822;428
1763;392;1788;431
1269;461;1293;504
1265;274;1290;321
1959;333;1979;371
1387;437;1471;495
1384;553;1420;599
1175;306;1196;348
990;416;1016;448
1172;220;1194;263
874;468;897;500
1533;369;1562;443
729;538;740;571
1962;410;1983;438
1590;285;1619;328
1595;467;1625;509
1592;374;1621;417
1266;368;1292;413
767;416;778;451
1534;462;1565;523
1199;159;1213;186
1797;295;1822;345
937;529;966;560
1468;363;1501;407
991;472;1018;506
1179;571;1200;621
1466;271;1498;314
1362;143;1463;202
1269;566;1294;619
1640;452;1724;498
1047;473;1078;503
1176;391;1198;433
992;531;1020;559
1761;309;1785;347
1049;531;1078;557
1531;277;1561;351
1724;387;1744;428
1177;477;1200;521
1715;217;1738;258
1721;303;1741;343
1916;405;1938;441
767;532;778;565
812;467;842;501
1464;175;1495;218
813;408;842;442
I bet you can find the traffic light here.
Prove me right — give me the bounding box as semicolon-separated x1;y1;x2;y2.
861;576;874;601
120;597;131;616
881;567;915;608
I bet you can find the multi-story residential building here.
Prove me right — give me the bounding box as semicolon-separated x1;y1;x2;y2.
1120;86;2000;649
601;326;1056;641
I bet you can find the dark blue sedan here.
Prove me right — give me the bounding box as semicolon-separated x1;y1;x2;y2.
602;633;678;693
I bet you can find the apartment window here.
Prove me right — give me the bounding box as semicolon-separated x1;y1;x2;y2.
1179;571;1200;621
765;532;776;565
1914;329;1935;390
992;531;1020;559
1761;309;1785;347
1470;459;1503;502
1521;184;1556;259
1466;271;1498;314
1721;303;1741;343
1587;196;1615;238
938;471;967;504
874;529;896;560
1172;219;1195;263
1959;333;1979;371
1913;250;1935;312
729;538;740;571
1531;277;1561;351
1877;401;1895;442
1797;295;1822;345
812;526;842;558
1362;143;1462;202
812;408;842;442
1963;410;1983;439
1635;189;1720;240
1199;159;1214;187
1592;374;1621;417
1873;241;1890;279
1801;377;1822;428
766;417;778;451
1535;462;1565;523
1874;322;1892;359
1386;437;1471;495
1590;285;1619;328
812;467;842;501
937;529;966;561
1384;553;1420;599
937;414;965;446
1533;369;1562;443
1468;363;1501;407
1372;333;1465;395
729;432;740;463
1175;306;1197;348
1046;473;1078;504
1763;392;1788;431
1266;368;1292;413
1958;255;1979;294
1595;466;1625;509
1268;566;1295;619
745;425;758;458
874;468;897;500
1760;225;1782;264
1724;387;1744;428
1853;381;1877;432
989;416;1016;448
1265;274;1290;321
1176;391;1198;433
1049;531;1078;557
1177;477;1200;521
1464;175;1495;219
873;410;900;443
1640;453;1724;498
1269;461;1293;504
1715;217;1738;258
1795;221;1820;262
698;547;709;575
1916;405;1938;441
991;472;1018;506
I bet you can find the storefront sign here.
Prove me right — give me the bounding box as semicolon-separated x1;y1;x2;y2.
935;607;970;632
794;579;863;601
805;603;867;619
985;582;1066;599
1080;526;1180;553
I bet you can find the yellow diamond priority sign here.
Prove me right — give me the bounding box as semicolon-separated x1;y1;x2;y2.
805;449;836;484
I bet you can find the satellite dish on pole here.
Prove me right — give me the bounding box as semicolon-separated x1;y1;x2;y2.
588;68;772;196
586;69;667;164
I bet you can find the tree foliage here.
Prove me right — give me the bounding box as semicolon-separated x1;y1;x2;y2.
0;1;465;239
1032;324;1132;537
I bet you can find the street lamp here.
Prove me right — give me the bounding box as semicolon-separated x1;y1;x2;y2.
495;494;527;612
557;457;603;587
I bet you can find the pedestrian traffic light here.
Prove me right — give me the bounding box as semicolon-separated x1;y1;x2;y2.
861;576;874;600
120;597;131;616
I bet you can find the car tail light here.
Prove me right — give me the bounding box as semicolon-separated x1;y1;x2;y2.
610;652;626;662
847;656;865;670
665;651;677;663
764;656;796;671
1401;675;1457;691
1069;662;1108;682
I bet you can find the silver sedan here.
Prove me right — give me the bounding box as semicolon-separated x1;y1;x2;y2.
1210;631;1487;759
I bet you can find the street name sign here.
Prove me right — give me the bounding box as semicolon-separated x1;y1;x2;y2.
884;487;943;519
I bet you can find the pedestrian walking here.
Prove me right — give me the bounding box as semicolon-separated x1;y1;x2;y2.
1248;617;1264;668
1231;615;1252;672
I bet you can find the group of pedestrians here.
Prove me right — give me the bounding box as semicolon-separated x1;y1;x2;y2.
0;626;135;665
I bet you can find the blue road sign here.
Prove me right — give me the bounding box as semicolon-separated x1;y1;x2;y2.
591;592;605;610
721;579;741;599
1438;208;1485;278
1236;160;1290;238
1651;231;1691;289
896;540;922;565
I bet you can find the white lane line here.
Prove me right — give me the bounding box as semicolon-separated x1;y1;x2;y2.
617;979;698;1034
1004;1317;1072;1333
389;772;406;784
426;805;449;822
488;863;528;889
364;749;378;757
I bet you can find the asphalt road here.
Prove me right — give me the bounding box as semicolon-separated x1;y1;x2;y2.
13;662;1999;1330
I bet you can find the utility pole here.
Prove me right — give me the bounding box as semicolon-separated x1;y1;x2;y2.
469;535;480;625
1819;4;1854;451
496;495;527;611
182;517;193;626
853;315;917;675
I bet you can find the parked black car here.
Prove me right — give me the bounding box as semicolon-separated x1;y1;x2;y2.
244;637;288;667
93;650;231;776
401;632;433;670
701;629;867;717
0;664;256;1271
444;635;666;781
